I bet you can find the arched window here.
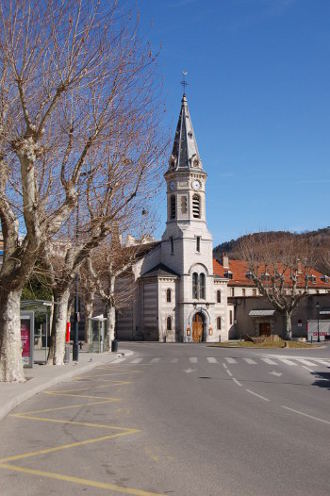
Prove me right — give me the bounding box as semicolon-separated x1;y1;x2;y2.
217;290;221;303
166;288;171;303
199;273;205;299
192;272;198;299
167;316;172;331
217;317;221;330
192;194;201;218
170;195;176;219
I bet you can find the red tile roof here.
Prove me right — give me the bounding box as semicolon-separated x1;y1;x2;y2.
213;258;330;289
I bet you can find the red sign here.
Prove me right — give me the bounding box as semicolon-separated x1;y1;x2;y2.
21;320;30;357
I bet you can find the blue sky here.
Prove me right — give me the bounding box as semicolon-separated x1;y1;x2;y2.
132;0;330;245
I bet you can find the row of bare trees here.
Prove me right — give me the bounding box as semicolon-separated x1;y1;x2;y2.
0;0;165;382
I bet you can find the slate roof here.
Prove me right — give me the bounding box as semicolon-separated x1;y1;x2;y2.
142;263;179;278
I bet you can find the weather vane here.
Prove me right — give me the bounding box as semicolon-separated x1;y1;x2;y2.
181;70;188;94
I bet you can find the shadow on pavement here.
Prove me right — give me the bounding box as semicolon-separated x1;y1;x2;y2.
311;371;330;390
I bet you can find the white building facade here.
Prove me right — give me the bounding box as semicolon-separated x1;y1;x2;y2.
116;94;229;343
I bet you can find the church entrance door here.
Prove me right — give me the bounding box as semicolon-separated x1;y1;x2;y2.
192;312;204;343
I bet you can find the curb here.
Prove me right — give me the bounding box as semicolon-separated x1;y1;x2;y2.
0;349;134;422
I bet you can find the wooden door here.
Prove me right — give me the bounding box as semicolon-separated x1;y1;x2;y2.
192;313;204;343
259;322;271;336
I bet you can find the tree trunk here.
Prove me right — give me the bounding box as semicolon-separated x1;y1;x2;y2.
105;303;116;351
47;288;70;365
0;288;25;382
284;310;292;340
84;292;95;344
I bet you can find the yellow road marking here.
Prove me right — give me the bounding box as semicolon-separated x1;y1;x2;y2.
0;430;139;463
10;413;138;432
17;399;116;416
48;380;132;394
44;391;121;401
0;463;165;496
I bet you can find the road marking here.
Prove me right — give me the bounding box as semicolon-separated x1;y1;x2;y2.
295;358;317;367
222;363;228;369
150;358;160;363
225;369;233;377
0;463;165;496
281;406;330;425
44;391;121;401
232;378;242;387
313;359;330;366
0;430;139;464
246;389;270;402
261;358;278;365
170;358;178;363
131;358;143;364
184;368;195;374
269;370;282;377
16;400;115;416
225;357;237;364
10;414;137;432
278;358;297;366
244;358;257;365
207;357;218;364
189;357;198;363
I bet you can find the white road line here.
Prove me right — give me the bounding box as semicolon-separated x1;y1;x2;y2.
313;359;330;367
246;389;270;402
150;358;160;363
261;358;278;365
244;358;257;365
223;363;228;369
278;358;297;366
170;358;178;363
282;406;330;425
189;357;198;363
232;378;242;387
207;357;218;364
130;358;143;364
226;369;233;377
295;358;318;367
225;357;237;364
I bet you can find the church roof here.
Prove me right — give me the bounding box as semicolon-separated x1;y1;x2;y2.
168;94;203;171
142;263;179;278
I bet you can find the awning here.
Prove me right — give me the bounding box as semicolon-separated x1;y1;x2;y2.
249;309;276;317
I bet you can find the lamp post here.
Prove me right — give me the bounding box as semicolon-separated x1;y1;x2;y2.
73;200;80;362
316;301;320;343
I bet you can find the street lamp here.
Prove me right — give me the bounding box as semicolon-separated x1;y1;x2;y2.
316;301;320;343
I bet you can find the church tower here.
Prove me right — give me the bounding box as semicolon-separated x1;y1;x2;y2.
162;94;215;342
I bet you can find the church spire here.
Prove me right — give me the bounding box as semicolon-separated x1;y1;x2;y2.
168;94;203;171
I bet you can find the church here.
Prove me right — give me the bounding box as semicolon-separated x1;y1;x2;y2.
116;94;231;343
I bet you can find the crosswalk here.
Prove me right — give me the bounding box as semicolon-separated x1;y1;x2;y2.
127;356;330;369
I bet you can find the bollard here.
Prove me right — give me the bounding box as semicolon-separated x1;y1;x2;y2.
111;339;118;352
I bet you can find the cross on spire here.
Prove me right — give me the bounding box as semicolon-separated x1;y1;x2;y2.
180;70;188;94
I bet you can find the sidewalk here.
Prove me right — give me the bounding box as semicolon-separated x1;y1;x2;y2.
0;347;133;422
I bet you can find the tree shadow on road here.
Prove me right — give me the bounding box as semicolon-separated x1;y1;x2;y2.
311;371;330;390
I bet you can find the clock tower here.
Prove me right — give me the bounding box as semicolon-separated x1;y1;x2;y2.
161;93;215;342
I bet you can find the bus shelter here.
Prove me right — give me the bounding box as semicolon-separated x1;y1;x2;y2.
20;300;52;365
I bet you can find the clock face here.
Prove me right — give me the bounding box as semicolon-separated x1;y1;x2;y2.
169;181;175;191
192;180;201;190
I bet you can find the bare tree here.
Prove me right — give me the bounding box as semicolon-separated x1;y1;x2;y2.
0;0;163;381
239;233;314;339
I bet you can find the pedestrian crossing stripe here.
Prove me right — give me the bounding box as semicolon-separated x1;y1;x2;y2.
128;356;330;368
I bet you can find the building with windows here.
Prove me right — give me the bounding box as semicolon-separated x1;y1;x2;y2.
116;94;230;342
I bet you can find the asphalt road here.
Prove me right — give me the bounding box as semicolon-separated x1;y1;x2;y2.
0;342;329;496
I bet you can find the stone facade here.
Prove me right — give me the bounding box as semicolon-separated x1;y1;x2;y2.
116;94;229;342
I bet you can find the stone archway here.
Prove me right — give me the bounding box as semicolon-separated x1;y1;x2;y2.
192;312;205;343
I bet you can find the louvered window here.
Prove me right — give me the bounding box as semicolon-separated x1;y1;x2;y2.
166;288;171;303
192;194;201;218
170;195;176;219
167;316;172;331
